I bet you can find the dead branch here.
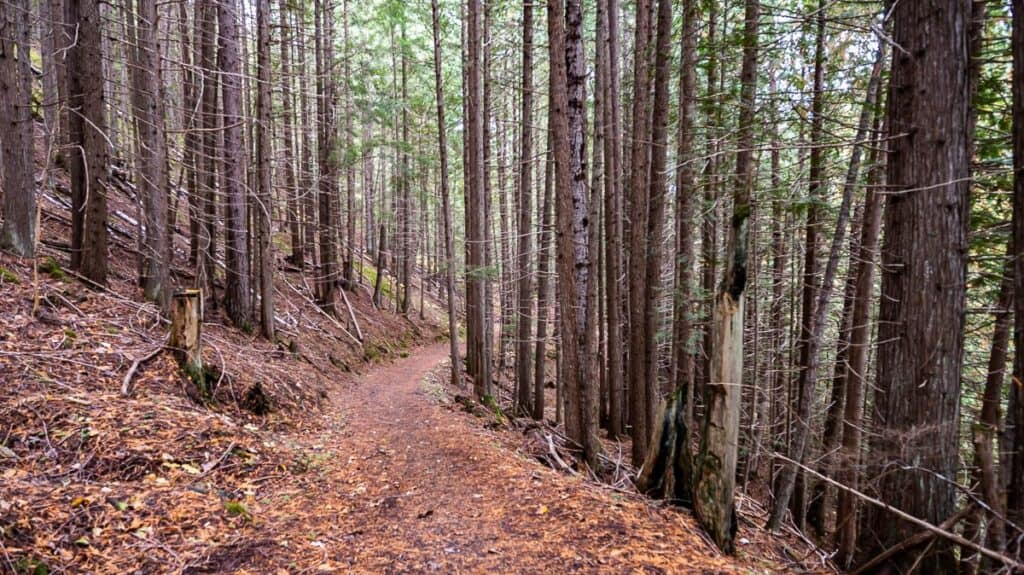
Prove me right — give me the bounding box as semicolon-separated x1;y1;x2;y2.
280;278;361;348
120;338;168;397
771;452;1024;571
339;287;364;342
545;433;577;476
851;504;975;575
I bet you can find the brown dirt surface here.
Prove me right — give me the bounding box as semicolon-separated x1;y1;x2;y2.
224;344;830;575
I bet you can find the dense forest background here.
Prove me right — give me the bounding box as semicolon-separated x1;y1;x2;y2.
1;0;1023;572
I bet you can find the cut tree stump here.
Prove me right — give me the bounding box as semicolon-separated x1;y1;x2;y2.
169;289;203;378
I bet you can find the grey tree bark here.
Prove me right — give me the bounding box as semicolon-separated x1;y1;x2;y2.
0;0;36;258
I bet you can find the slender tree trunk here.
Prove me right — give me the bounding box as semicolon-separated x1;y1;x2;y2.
467;0;491;399
962;2;1008;569
1008;0;1024;547
279;0;301;268
255;0;274;338
197;0;218;303
218;0;251;327
598;0;625;439
430;0;463;388
626;0;653;465
692;0;758;554
640;0;672;453
698;0;720;394
343;0;356;288
130;0;171;311
768;38;885;532
515;0;535;413
314;0;337;315
964;246;1013;572
533;119;555;421
178;0;200;267
0;0;36;258
806;201;859;534
785;0;828;530
636;0;693;503
67;0;109;284
639;0;699;504
400;20;412;314
833;121;885;568
565;0;598;468
859;0;970;570
47;0;70;165
550;0;574;448
298;8;316;271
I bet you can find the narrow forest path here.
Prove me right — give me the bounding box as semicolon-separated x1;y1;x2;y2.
248;343;776;574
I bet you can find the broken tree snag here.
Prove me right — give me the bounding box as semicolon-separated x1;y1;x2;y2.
637;387;693;506
169;289;203;379
693;291;743;553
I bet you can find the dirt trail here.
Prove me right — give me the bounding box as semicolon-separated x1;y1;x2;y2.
251;343;771;574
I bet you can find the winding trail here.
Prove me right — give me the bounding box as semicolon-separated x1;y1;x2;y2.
258;343;764;574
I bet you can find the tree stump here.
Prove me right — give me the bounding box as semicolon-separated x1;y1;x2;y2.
169;289;203;379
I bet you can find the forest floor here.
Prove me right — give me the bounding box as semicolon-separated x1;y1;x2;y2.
227;342;830;574
2;135;832;573
0;245;830;574
0;256;833;575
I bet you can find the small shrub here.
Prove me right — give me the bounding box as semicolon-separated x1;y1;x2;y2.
37;257;66;281
0;267;20;284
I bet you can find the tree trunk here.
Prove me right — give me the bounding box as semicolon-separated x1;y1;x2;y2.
598;0;625;439
218;0;251;327
466;0;491;399
0;0;36;258
1008;0;1024;547
197;0;218;304
859;0;970;571
67;0;110;285
279;0;302;269
298;8;316;272
533;117;555;421
131;0;171;311
834;123;886;569
255;0;274;338
314;0;337;315
638;0;698;506
343;0;356;288
566;0;598;469
640;0;672;459
692;0;758;554
698;0;720;395
805;200;859;535
964;247;1013;572
430;0;463;388
515;0;535;413
400;19;412;314
626;0;653;465
786;1;827;530
768;37;885;532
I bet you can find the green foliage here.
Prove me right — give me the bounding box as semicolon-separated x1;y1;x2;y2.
37;257;66;281
13;557;49;575
183;362;220;401
466;264;499;281
291;451;331;474
363;340;389;363
481;394;504;420
0;266;20;284
224;500;252;521
61;328;77;349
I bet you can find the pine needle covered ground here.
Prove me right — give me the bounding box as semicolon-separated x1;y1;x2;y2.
0;169;830;573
